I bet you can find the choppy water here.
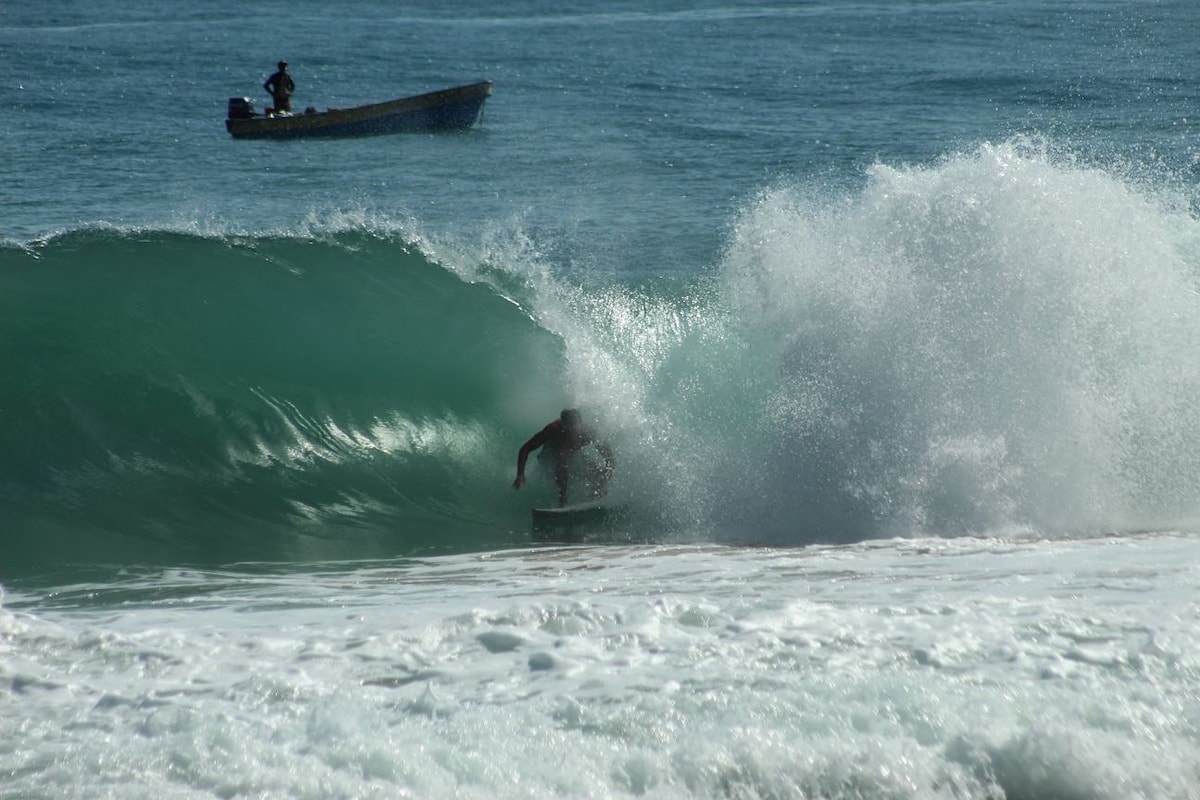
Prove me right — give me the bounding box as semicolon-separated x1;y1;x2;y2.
3;0;1200;796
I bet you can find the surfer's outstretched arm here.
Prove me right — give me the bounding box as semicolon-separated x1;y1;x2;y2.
513;424;554;490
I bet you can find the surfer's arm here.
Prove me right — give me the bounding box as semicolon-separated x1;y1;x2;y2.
513;424;554;489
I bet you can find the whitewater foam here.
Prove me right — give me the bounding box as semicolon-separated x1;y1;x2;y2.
4;535;1199;798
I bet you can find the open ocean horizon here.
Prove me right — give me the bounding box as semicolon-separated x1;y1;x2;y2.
3;1;1200;796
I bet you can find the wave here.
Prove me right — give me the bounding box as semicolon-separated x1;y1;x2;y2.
4;139;1200;576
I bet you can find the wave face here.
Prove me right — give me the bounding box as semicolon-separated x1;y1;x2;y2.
0;228;567;573
5;141;1200;574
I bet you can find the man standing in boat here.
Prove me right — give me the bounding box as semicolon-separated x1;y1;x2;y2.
513;409;615;507
263;61;295;113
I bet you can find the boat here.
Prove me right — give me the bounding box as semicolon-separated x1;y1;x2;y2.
225;80;493;140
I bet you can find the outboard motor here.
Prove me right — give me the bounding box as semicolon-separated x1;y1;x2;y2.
227;97;255;119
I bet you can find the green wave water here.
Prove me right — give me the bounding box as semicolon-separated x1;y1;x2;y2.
1;228;567;575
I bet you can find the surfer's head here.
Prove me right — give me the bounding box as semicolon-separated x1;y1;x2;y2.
560;408;582;431
278;61;288;70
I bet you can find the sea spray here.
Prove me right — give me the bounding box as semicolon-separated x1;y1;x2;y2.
691;140;1200;540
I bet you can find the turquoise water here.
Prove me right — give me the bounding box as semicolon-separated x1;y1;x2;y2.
3;1;1200;796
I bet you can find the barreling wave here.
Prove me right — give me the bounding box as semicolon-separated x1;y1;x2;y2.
0;226;572;576
4;138;1200;577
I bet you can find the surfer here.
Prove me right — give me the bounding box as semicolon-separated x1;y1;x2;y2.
513;409;615;507
263;61;295;113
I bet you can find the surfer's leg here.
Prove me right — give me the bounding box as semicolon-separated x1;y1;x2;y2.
555;460;570;507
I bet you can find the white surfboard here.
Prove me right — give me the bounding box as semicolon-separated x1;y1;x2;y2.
531;498;624;540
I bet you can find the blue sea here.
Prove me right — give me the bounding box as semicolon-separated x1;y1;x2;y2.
4;1;1200;796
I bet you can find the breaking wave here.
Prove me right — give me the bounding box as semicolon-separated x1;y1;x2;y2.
4;140;1199;575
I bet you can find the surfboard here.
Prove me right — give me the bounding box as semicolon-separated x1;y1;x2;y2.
531;498;623;541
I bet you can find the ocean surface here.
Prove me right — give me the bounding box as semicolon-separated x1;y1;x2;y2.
4;0;1200;796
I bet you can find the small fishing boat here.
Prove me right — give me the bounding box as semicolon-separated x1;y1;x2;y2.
225;80;493;140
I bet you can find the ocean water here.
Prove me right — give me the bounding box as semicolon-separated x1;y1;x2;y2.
3;0;1200;796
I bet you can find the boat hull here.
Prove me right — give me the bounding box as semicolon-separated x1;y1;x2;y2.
226;81;493;140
